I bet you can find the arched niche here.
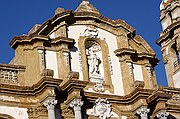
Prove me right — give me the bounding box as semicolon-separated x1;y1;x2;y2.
170;43;180;66
78;36;114;93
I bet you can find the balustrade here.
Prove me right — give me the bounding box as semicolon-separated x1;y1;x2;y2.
0;64;25;84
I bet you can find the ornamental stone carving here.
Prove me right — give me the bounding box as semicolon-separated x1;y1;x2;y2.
81;27;100;38
167;94;180;105
70;98;84;111
43;99;57;110
0;69;18;83
87;98;112;119
78;51;83;71
61;104;74;118
94;83;104;93
28;106;47;118
86;41;101;75
156;112;169;119
136;106;150;119
108;54;113;75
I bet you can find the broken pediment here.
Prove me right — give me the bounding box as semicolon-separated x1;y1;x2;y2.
128;35;156;56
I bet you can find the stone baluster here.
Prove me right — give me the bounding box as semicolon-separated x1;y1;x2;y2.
44;98;58;119
136;106;150;119
70;98;84;119
156;112;169;119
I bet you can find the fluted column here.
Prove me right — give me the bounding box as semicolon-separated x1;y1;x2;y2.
136;106;150;119
44;98;58;119
156;112;169;119
70;99;84;119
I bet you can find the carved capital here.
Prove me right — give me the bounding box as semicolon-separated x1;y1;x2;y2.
69;98;84;111
136;106;150;119
156;112;169;119
43;99;57;110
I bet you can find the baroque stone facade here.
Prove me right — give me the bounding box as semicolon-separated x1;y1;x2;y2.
0;0;180;119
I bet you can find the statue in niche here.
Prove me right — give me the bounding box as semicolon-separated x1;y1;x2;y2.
86;41;101;75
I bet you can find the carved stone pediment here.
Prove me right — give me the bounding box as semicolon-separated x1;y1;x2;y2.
87;98;112;119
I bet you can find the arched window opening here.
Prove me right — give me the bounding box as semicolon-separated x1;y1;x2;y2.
172;44;180;67
85;40;104;83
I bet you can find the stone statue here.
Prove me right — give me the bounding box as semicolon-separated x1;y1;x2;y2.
86;43;101;75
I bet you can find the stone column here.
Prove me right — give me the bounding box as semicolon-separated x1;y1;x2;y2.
156;112;169;119
44;98;58;119
70;99;84;119
136;106;150;119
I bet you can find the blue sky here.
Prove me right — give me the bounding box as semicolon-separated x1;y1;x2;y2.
0;0;167;86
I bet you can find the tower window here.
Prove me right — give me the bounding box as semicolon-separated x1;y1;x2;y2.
172;44;180;67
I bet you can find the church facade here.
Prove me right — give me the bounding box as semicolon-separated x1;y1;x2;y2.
0;0;180;119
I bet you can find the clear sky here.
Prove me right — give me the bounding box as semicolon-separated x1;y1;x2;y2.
0;0;168;86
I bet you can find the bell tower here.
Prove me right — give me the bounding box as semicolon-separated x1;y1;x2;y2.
157;0;180;88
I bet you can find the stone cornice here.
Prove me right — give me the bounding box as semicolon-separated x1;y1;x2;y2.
114;48;157;64
0;64;26;70
156;21;180;45
0;77;62;96
74;12;135;33
84;87;154;104
147;86;180;104
9;34;49;49
114;48;136;56
29;10;135;36
36;10;73;35
51;37;74;44
10;34;75;50
61;79;88;92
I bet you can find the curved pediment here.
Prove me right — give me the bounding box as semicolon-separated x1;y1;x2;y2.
129;35;156;56
26;0;135;38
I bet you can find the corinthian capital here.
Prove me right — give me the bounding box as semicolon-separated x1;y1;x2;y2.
156;112;169;119
69;98;84;111
43;98;58;110
136;106;150;119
